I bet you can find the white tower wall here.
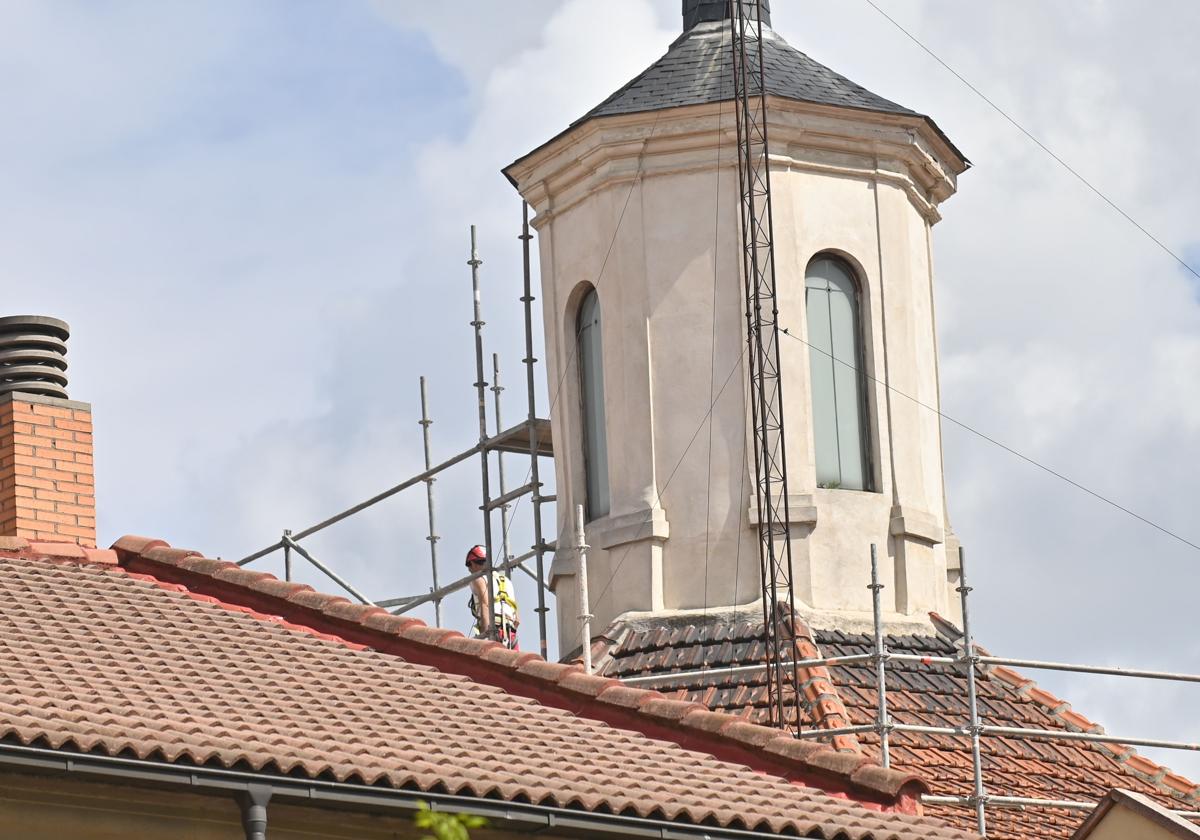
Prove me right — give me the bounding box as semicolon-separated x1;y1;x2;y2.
505;100;966;655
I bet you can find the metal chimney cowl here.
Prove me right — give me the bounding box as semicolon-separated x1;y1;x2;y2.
0;315;97;548
0;315;70;400
683;0;771;31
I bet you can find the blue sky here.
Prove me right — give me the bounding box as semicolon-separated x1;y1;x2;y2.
6;0;1200;775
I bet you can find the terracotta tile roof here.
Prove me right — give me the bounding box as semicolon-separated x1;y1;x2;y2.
0;536;976;840
595;610;1200;840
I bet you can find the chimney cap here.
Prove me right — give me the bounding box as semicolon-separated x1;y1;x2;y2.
683;0;771;32
0;315;71;400
0;315;69;341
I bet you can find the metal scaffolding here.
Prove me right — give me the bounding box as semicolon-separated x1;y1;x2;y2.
730;0;803;737
236;203;555;656
619;544;1200;834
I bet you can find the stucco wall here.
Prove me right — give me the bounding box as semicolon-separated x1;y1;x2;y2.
508;99;965;651
1082;806;1191;840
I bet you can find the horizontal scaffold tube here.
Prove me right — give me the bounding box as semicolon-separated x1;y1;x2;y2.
618;654;876;686
379;546;549;613
979;655;1200;684
922;794;1200;820
484;481;536;512
616;651;1200;690
284;537;376;607
237;421;552;566
797;722;1200;754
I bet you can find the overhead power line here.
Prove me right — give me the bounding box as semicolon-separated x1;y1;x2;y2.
863;0;1200;283
779;327;1200;555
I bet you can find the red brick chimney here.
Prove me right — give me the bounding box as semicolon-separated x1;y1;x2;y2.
0;317;95;547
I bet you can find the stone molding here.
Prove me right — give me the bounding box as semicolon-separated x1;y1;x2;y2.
504;99;964;228
888;505;944;545
0;390;92;412
748;493;818;527
547;507;671;584
591;507;671;551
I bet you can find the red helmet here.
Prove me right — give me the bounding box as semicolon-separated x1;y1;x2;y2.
465;545;487;566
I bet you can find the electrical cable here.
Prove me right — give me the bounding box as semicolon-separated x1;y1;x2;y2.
863;0;1200;283
779;326;1200;554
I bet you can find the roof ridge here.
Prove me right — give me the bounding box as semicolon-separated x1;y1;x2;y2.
986;662;1200;805
784;610;864;754
928;613;1200;806
0;535;118;566
109;534;930;810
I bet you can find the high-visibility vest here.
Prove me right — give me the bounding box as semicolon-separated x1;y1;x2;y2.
469;572;519;632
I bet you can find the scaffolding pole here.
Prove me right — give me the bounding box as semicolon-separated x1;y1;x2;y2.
977;656;1200;684
576;504;593;674
618;653;876;686
621;626;1200;683
521;200;550;660
923;794;1200;820
236;422;546;566
383;545;546;613
282;529;292;582
959;547;987;837
469;224;497;641
283;536;376;606
491;354;513;567
796;720;1200;755
626;649;1200;688
419;376;443;627
869;544;890;768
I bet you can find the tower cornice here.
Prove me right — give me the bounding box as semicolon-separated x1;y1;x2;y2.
504;99;965;228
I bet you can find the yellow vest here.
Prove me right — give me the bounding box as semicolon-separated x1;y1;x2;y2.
470;572;520;633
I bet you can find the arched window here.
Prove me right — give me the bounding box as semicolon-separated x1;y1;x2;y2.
576;288;610;519
805;257;872;491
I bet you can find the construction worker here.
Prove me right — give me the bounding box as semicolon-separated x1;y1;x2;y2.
465;545;520;649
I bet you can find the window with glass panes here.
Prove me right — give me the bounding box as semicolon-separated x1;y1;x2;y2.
805;257;872;491
576;289;611;519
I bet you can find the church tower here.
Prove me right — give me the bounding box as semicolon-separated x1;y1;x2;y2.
504;1;969;655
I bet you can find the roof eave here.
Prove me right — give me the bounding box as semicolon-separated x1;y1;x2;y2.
503;97;968;202
109;535;929;812
0;741;853;840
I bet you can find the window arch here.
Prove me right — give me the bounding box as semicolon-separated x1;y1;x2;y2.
805;256;872;491
576;288;610;519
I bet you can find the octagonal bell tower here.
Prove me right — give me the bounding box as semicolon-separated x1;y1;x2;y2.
504;1;969;656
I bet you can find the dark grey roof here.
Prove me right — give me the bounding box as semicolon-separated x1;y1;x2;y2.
504;19;965;185
578;21;915;125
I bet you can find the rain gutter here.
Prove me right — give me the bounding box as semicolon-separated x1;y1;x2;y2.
0;742;789;840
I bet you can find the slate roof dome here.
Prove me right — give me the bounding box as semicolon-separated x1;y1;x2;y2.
566;0;964;163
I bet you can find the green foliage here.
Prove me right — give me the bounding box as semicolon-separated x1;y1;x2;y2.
414;801;487;840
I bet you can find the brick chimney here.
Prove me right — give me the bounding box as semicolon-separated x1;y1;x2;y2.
0;317;96;547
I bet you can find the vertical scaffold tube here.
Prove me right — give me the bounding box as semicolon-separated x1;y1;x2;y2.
869;543;890;767
282;529;292;583
469;225;496;640
491;354;513;564
959;547;988;836
576;504;593;674
521;201;550;659
419;376;443;628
